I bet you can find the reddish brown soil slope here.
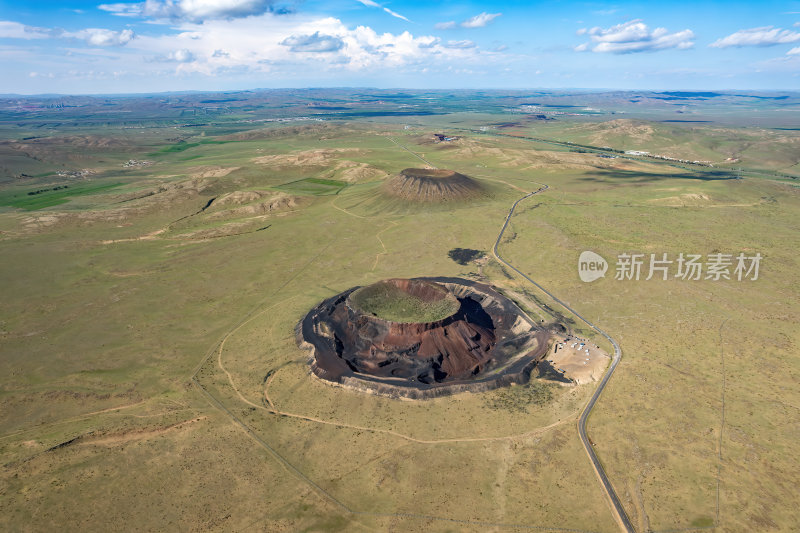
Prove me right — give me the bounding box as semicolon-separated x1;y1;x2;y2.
298;277;550;398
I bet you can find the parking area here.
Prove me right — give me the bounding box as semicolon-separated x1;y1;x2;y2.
544;335;610;385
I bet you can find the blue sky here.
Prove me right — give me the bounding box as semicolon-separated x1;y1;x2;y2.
1;0;799;94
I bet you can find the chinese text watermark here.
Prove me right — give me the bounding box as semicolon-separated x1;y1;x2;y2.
579;251;761;282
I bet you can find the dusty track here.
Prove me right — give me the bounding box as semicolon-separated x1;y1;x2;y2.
192;376;597;533
388;136;436;168
329;193;398;271
715;319;729;528
226;355;575;445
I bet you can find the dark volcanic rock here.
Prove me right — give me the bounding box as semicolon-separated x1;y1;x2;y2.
297;277;550;399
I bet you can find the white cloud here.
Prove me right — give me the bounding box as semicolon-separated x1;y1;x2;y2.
97;3;141;17
0;20;51;39
381;7;409;23
356;0;410;22
444;40;476;49
461;12;501;29
122;14;485;75
168;48;194;61
710;26;800;48
788;46;800;55
418;37;439;49
99;0;281;22
3;11;500;89
576;19;694;53
436;13;500;30
0;20;134;47
67;28;136;46
143;47;195;63
281;32;344;53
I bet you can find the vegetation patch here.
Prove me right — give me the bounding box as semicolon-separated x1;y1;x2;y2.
349;280;459;323
158;142;201;153
150;139;229;155
482;381;554;413
690;516;715;528
275;177;347;196
0;182;123;210
27;185;69;196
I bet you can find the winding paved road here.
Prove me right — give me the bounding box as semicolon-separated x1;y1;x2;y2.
492;186;636;533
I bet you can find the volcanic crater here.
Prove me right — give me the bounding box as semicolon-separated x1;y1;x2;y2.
382;168;486;202
297;277;550;399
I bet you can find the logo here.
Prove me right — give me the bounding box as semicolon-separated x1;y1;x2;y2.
579;251;608;283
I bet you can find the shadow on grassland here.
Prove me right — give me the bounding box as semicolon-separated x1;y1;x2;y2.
580;169;740;183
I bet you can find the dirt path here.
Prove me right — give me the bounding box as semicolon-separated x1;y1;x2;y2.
371;220;397;271
100;228;165;245
470;172;530;193
220;331;574;445
76;416;207;447
388;136;436;168
330;194;399;272
716;319;730;527
0;399;154;442
330;194;366;219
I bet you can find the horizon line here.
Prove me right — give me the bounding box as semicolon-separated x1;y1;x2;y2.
2;87;799;98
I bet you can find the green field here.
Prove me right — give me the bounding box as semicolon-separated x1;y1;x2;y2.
349;280;460;322
0;91;798;533
275;177;348;195
0;181;124;210
149;139;230;155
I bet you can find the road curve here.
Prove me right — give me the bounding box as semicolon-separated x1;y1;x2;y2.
493;186;636;533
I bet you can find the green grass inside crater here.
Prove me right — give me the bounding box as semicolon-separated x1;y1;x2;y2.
349;282;460;323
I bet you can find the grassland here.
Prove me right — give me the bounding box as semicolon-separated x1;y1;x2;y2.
0;92;798;533
349;280;459;322
0;181;124;210
275;177;347;196
149;139;230;155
